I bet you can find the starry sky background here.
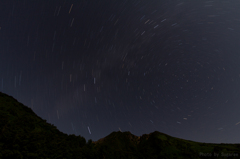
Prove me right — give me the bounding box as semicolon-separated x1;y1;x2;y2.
1;0;240;143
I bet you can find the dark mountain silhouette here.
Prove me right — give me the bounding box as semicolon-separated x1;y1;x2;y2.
1;91;240;159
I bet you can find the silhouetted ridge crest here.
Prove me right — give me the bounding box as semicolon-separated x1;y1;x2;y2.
0;91;240;159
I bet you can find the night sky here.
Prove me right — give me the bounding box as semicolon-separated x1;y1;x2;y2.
1;0;240;143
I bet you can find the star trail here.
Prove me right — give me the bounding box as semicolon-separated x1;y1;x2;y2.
1;0;240;143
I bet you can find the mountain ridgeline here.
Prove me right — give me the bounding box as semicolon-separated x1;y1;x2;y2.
0;92;240;159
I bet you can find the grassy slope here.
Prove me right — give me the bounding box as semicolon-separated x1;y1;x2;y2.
1;91;240;159
0;92;89;159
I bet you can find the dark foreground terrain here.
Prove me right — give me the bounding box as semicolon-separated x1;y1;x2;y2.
0;92;240;159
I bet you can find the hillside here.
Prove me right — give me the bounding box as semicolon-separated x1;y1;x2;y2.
0;91;240;159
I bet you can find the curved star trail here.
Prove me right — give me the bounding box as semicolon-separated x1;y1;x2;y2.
1;0;240;143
